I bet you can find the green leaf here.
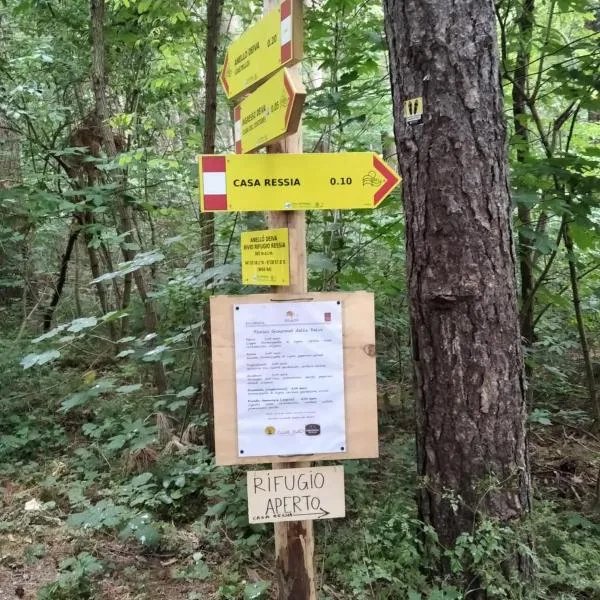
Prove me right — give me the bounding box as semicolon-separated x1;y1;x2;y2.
67;317;98;332
528;408;552;426
32;325;68;343
176;386;197;398
116;349;135;358
21;350;60;369
244;581;270;599
116;383;143;394
308;252;336;271
205;501;228;516
130;472;153;487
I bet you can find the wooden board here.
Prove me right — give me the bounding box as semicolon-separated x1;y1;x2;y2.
247;465;345;523
210;291;379;465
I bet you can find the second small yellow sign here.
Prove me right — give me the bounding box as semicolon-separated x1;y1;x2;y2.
234;68;305;154
241;228;290;286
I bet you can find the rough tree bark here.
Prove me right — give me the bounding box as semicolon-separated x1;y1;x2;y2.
90;0;167;391
384;0;532;589
199;0;224;454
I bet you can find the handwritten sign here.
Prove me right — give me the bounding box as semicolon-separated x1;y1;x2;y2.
247;465;345;523
241;228;289;286
233;300;346;458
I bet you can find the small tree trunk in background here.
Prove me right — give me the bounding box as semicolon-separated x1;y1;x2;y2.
513;0;535;407
384;0;532;590
199;0;224;453
563;225;600;426
586;10;600;122
74;237;82;317
90;0;166;391
82;214;117;341
43;224;80;331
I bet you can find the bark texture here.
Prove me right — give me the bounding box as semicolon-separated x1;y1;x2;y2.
384;0;531;571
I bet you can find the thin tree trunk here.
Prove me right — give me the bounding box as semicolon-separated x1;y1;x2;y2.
99;240;122;308
384;0;532;591
84;226;117;341
198;0;224;454
120;272;132;337
563;225;600;426
74;236;82;318
90;0;167;392
43;223;80;331
513;0;535;406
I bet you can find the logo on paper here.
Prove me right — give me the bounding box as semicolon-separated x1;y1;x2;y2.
305;424;321;436
324;312;331;322
264;425;276;436
285;310;299;323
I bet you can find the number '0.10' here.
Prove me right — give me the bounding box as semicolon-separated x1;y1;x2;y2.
329;177;352;185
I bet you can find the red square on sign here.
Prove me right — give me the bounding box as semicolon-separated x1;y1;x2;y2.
324;312;331;322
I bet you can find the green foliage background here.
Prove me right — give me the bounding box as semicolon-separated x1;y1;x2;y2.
0;0;599;598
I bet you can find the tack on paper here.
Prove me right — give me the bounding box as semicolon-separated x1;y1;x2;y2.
247;465;345;524
233;300;346;457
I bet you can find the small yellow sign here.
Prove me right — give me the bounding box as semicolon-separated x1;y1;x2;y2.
241;228;290;286
404;97;423;123
220;0;302;99
234;68;305;154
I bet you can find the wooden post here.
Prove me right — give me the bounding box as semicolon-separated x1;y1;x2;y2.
263;1;315;598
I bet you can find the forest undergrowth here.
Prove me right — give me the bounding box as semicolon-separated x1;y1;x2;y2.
1;326;599;600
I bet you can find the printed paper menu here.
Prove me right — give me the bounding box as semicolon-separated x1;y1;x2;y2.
233;300;346;457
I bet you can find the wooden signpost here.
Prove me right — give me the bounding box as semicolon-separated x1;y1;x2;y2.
233;68;305;154
198;152;400;212
204;0;401;597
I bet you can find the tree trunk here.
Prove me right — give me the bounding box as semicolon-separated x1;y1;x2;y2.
384;0;532;589
563;224;600;426
90;0;167;391
43;223;80;331
512;0;535;407
199;0;224;454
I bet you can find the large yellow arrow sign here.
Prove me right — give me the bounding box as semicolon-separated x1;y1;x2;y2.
220;0;302;100
234;68;305;154
198;153;401;212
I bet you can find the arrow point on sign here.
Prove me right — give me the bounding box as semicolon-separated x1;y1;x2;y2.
220;53;230;96
372;155;400;207
318;507;330;519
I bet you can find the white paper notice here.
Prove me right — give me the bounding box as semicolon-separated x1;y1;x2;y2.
234;300;346;457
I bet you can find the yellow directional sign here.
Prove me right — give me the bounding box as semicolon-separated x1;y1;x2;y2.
198;153;401;212
220;0;303;100
241;228;290;286
234;68;305;154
